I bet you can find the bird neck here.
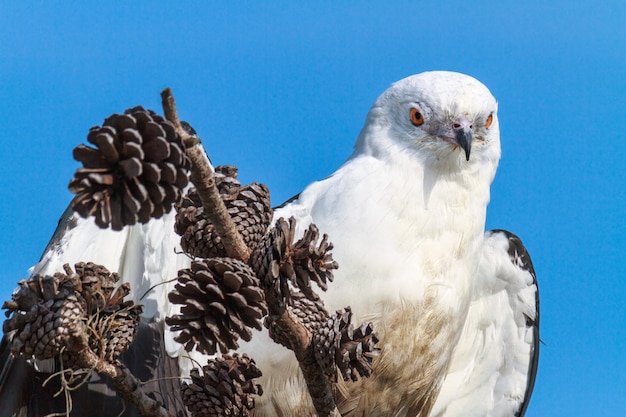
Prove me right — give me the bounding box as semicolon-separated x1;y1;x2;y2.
316;143;494;311
348;134;495;243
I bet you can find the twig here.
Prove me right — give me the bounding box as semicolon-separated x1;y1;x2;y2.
265;290;340;417
42;366;74;417
138;277;180;302
112;366;169;417
68;333;170;417
160;88;250;261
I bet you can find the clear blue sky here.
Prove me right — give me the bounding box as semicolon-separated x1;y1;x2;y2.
1;2;624;415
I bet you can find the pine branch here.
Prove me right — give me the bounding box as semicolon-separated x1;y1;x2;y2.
264;291;340;417
160;89;341;416
160;88;251;261
68;333;170;417
3;264;167;416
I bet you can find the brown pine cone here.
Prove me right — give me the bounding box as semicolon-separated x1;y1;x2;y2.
69;106;191;230
264;291;328;350
69;262;143;362
61;300;142;367
175;166;272;258
166;258;268;355
71;261;120;313
249;217;338;303
182;354;262;417
2;274;85;360
93;301;143;363
313;307;379;382
214;165;242;196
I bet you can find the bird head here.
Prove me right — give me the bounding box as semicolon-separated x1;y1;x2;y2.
355;71;501;168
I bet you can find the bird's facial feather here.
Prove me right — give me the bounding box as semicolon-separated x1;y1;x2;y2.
371;71;499;164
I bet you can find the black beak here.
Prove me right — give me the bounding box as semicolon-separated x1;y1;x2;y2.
454;127;473;161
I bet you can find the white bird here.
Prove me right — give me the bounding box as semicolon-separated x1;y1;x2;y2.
0;71;538;417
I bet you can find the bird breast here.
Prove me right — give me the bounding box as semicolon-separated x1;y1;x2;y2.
282;153;490;325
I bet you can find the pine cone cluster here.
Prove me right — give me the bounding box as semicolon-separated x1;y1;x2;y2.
313;307;379;382
265;291;328;350
69;106;191;230
166;258;267;355
2;262;142;364
250;217;338;302
182;354;262;417
175;166;272;258
3;273;84;359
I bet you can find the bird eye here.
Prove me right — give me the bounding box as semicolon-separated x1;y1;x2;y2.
485;113;493;129
410;108;424;126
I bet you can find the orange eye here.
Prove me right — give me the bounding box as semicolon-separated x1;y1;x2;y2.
485;113;493;129
410;108;424;126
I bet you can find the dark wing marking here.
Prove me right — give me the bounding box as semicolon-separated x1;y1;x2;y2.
490;229;540;417
273;192;300;210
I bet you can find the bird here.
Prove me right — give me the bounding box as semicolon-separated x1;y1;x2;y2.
0;71;538;417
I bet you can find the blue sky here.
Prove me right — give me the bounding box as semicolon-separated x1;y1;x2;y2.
1;2;625;415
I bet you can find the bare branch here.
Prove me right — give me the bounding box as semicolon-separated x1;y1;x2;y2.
160;88;250;261
263;282;340;416
68;333;170;417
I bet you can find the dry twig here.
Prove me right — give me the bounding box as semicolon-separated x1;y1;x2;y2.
67;332;170;417
160;88;250;261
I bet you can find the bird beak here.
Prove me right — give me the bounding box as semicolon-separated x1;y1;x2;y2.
453;116;473;161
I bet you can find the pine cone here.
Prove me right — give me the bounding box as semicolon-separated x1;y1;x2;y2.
182;354;262;417
70;262;143;362
71;261;120;313
93;301;143;363
2;274;85;360
166;258;267;355
72;262;142;362
264;291;328;350
175;166;272;258
2;262;142;364
313;307;379;382
249;217;338;302
69;106;191;230
214;165;243;196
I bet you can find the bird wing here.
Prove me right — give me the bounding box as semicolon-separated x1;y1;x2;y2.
431;230;539;417
28;204;191;329
0;205;191;416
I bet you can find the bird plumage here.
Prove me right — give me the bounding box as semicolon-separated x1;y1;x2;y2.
0;71;538;417
248;71;513;416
